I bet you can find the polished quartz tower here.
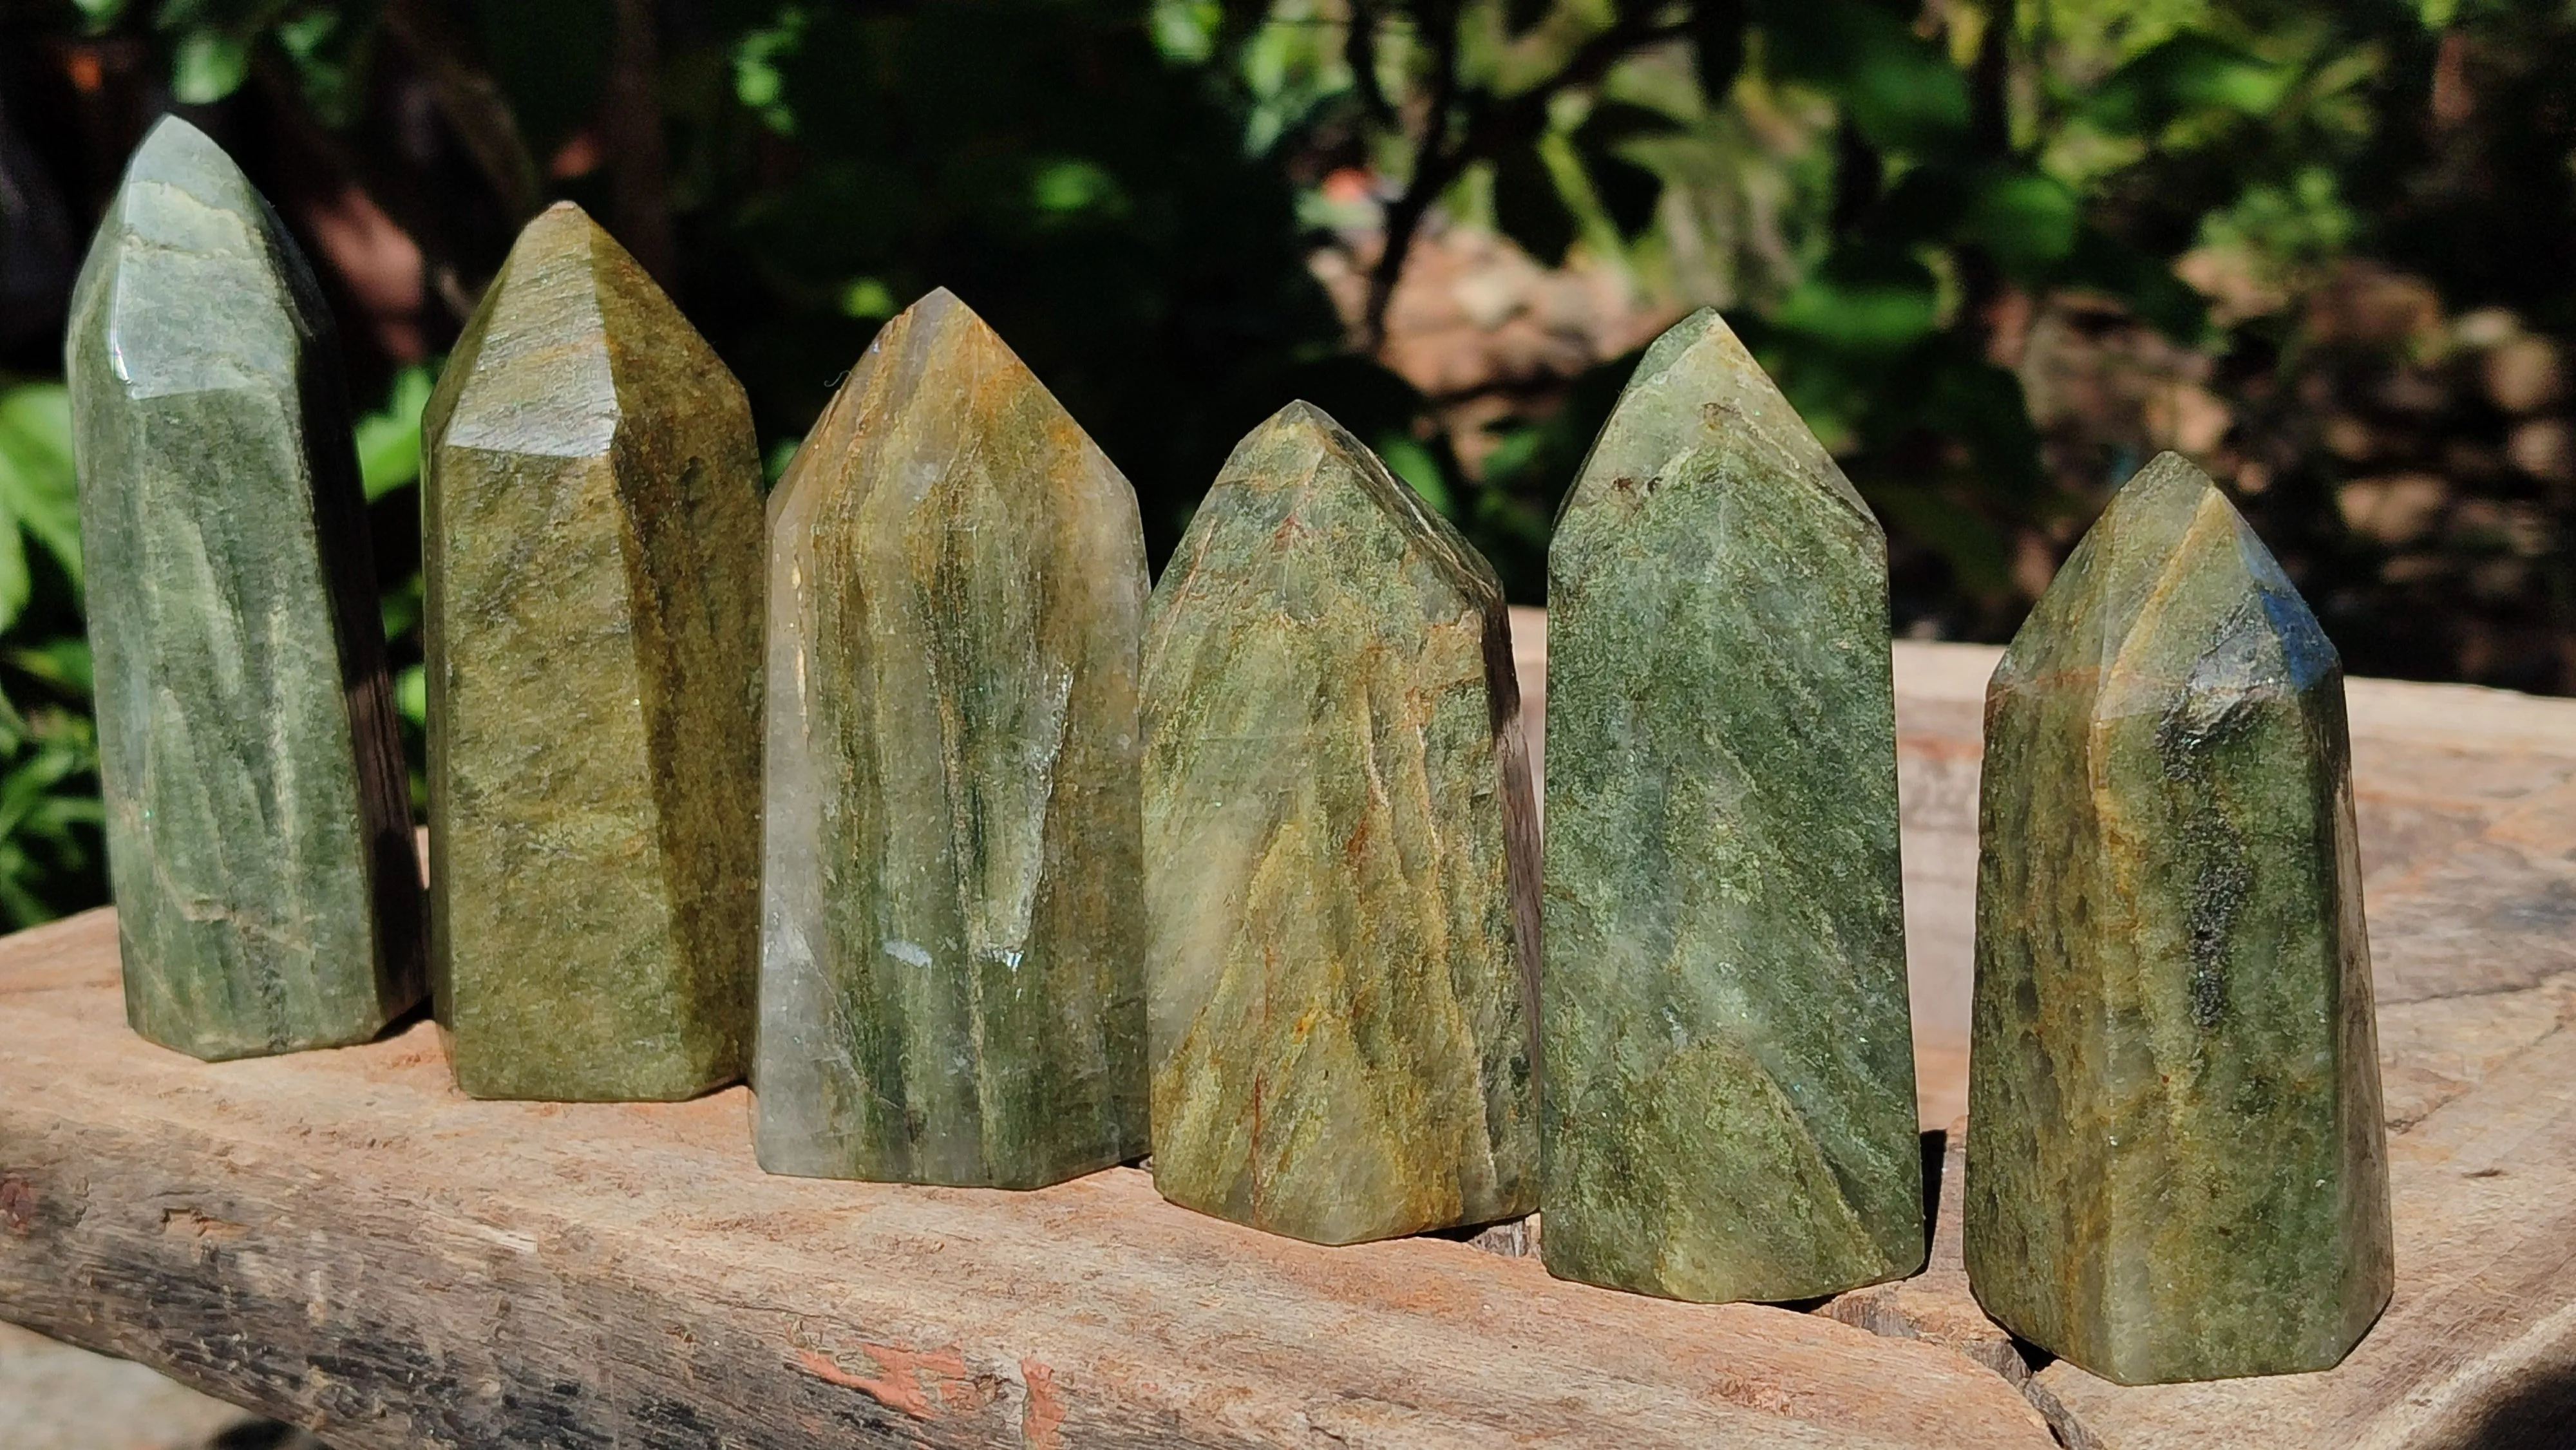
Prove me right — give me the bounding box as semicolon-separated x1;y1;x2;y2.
1143;402;1540;1246
755;290;1149;1187
1542;307;1922;1302
68;117;421;1060
1965;452;2393;1384
422;203;764;1100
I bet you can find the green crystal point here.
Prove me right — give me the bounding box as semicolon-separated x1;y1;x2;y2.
1540;306;1923;1303
754;289;1150;1188
1965;451;2394;1384
67;117;422;1060
1142;401;1540;1247
422;202;764;1101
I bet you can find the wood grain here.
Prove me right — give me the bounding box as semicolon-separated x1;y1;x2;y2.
0;909;2051;1449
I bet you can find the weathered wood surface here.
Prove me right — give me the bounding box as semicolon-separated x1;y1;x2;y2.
4;614;2573;1447
0;906;2052;1449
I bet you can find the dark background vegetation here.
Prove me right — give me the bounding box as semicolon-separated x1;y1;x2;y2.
1;0;2572;926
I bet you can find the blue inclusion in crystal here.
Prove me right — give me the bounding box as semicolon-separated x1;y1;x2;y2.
2235;520;2340;693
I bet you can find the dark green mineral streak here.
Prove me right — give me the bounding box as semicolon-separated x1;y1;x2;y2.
1143;402;1540;1247
1965;452;2394;1384
67;117;422;1060
1541;307;1923;1303
422;203;764;1101
754;290;1149;1188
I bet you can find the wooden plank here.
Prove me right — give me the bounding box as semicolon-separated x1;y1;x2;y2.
0;909;2054;1450
11;616;2576;1447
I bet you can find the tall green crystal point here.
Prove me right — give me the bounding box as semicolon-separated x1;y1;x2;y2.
1142;401;1540;1247
67;116;422;1061
1965;452;2393;1385
1540;306;1923;1303
754;289;1149;1188
422;202;764;1102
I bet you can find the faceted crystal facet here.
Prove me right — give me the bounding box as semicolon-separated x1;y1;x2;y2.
754;290;1150;1188
1965;452;2394;1384
1142;402;1540;1246
68;117;422;1060
422;203;764;1101
1541;307;1923;1303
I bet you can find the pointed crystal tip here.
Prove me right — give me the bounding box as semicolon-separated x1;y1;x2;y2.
1564;303;1871;525
2001;449;2340;706
1220;399;1497;601
129;114;230;174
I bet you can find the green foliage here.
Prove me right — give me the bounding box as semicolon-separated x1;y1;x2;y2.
2;0;2570;927
0;383;82;629
0;697;104;927
354;362;433;502
684;0;1354;561
0;377;98;927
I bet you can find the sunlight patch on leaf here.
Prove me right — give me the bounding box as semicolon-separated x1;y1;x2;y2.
355;364;437;501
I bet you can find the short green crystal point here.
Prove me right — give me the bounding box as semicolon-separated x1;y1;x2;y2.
1540;306;1924;1303
68;116;422;1060
1965;451;2394;1384
422;202;764;1101
754;289;1150;1188
1143;401;1540;1247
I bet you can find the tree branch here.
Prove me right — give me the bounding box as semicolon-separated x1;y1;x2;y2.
1347;0;1395;126
1359;7;1689;348
379;0;544;224
604;0;676;288
1360;0;1462;352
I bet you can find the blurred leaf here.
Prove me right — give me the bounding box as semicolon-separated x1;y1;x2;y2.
1030;158;1130;222
2196;166;2356;271
379;572;421;643
271;5;380;129
1580;100;1687;147
2063;227;2208;341
0;703;101;927
395;662;427;728
8;638;91;697
1578;145;1665;238
2085;35;2286;135
1774;271;1940;352
1573;102;1683;237
1965;170;2080;273
1759;0;1969;151
838;277;897;319
1690;0;1747;104
1150;0;1219;62
0;517;29;638
171;30;251;104
1867;484;2013;595
354;364;435;501
734;5;807;133
1493;143;1577;265
0;384;81;588
1376;435;1452;517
